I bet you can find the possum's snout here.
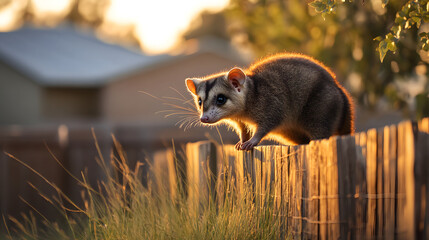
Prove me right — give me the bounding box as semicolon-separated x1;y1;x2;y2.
200;116;210;123
200;111;220;124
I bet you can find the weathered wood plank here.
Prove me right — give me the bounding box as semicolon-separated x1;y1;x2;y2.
301;144;310;239
186;141;217;213
376;128;385;238
152;148;178;199
396;121;416;239
261;145;274;205
215;145;236;204
271;146;283;238
234;146;245;199
254;146;263;207
272;146;282;213
336;135;355;240
355;131;368;239
289;145;303;239
383;125;397;239
327;137;340;239
282;145;291;236
415;131;429;239
319;140;328;240
307;141;319;240
244;149;254;194
365;128;377;239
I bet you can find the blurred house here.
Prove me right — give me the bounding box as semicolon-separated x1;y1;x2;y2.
0;26;164;125
0;26;249;135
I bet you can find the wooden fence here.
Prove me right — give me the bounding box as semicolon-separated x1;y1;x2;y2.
1;118;428;238
181;118;429;239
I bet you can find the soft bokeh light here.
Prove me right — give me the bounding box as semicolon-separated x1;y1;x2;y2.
29;0;74;25
30;0;71;14
104;0;229;54
0;0;26;31
0;0;230;54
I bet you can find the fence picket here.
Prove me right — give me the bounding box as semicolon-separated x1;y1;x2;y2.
383;125;397;239
319;140;328;240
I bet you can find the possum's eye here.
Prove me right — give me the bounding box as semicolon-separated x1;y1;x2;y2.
198;97;202;107
216;94;227;106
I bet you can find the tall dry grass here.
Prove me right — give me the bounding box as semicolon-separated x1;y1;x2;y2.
2;135;283;240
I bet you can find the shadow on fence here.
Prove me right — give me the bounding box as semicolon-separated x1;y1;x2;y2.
173;118;429;239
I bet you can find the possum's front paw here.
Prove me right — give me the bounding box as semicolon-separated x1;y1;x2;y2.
235;141;242;150
240;138;259;151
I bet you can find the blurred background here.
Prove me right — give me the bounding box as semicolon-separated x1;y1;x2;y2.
0;0;428;227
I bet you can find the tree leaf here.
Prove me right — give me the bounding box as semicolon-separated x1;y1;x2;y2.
387;41;397;52
378;40;389;62
412;17;421;27
391;25;402;38
309;1;328;13
395;16;406;24
373;36;383;41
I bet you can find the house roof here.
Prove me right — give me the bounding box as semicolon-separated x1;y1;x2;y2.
0;25;168;87
0;25;252;88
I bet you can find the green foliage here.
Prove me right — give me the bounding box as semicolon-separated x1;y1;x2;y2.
309;0;337;19
309;0;429;62
227;0;428;118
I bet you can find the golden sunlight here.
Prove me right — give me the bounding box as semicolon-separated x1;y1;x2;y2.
104;0;230;54
0;0;27;31
0;0;229;54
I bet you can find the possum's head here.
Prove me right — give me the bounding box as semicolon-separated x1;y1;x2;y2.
185;67;247;124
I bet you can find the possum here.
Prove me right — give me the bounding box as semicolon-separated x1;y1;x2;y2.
185;53;355;150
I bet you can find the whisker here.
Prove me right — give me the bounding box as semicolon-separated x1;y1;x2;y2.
176;116;195;127
169;87;188;100
184;118;198;131
156;109;198;117
181;99;196;108
162;96;188;102
165;112;198;118
139;88;201;130
185;117;200;130
163;103;197;113
138;90;162;100
156;109;197;115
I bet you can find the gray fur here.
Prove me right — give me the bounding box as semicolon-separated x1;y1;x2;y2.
185;53;355;150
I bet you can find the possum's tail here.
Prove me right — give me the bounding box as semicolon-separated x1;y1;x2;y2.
338;88;355;135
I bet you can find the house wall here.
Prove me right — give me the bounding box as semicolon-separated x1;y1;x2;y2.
42;87;100;121
101;52;246;126
0;63;43;125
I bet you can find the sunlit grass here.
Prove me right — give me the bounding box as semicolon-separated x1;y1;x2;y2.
1;134;284;240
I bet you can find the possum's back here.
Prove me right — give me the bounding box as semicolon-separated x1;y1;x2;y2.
245;54;339;116
245;53;354;137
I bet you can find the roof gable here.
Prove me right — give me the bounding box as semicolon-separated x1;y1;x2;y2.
0;26;167;87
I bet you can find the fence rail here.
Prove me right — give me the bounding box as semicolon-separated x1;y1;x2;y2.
183;118;429;239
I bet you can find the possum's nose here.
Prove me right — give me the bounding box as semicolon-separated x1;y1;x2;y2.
200;116;210;123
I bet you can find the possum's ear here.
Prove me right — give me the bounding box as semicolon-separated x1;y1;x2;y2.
185;78;198;95
227;67;246;89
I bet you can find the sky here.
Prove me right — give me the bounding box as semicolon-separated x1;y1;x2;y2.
105;0;229;54
0;0;230;54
